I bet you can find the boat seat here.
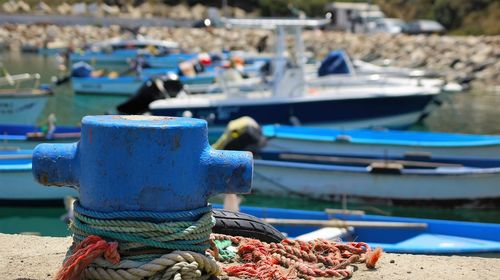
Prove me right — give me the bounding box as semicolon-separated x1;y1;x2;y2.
369;162;403;174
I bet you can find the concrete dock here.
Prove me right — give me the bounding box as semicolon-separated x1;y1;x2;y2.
1;233;499;280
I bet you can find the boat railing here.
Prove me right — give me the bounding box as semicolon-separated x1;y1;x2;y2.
0;73;41;92
214;68;270;96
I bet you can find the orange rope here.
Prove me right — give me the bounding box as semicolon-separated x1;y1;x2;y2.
212;234;382;279
55;235;120;280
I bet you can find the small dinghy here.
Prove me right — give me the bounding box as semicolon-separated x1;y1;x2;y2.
263;125;500;159
213;204;500;255
70;61;216;96
0;71;52;125
0;149;77;204
69;37;182;65
214;117;500;208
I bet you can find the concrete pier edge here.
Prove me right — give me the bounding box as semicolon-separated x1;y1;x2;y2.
1;233;499;280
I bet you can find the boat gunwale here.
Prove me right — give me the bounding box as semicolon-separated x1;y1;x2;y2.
254;158;500;175
263;125;500;148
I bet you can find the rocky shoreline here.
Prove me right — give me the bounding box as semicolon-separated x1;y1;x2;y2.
1;1;251;19
0;23;498;89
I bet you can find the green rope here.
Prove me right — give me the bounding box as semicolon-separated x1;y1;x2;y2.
70;201;216;261
213;239;237;262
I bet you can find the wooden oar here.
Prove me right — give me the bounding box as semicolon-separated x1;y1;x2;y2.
280;153;463;169
324;208;365;216
0;154;32;160
262;218;428;229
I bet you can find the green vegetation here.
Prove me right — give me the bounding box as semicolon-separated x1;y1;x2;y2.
377;0;499;35
143;0;500;35
256;0;500;35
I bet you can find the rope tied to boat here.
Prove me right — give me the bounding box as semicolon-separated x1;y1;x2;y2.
211;233;383;280
56;200;220;280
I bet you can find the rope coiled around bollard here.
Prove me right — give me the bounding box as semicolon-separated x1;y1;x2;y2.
57;200;221;280
57;201;382;280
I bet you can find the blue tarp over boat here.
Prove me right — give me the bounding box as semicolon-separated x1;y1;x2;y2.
317;50;352;77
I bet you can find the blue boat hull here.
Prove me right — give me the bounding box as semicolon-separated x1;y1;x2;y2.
72;74;215;95
151;94;435;130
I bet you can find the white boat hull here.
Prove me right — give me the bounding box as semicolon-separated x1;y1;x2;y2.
72;78;142;95
253;160;500;202
0;94;49;125
0;167;77;200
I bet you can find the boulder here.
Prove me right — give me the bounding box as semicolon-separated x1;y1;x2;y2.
36;1;52;14
18;0;31;13
56;3;72;15
102;4;120;16
2;1;18;13
71;3;87;15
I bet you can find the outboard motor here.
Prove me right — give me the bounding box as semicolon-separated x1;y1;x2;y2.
117;73;183;115
212;116;267;153
71;61;93;77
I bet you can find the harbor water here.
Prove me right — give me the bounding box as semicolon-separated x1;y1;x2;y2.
1;51;500;237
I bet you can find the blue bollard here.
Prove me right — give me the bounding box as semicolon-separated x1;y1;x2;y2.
32;115;253;212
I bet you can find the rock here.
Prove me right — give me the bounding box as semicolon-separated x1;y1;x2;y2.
71;3;87;15
18;0;31;13
102;4;120;16
56;3;72;15
232;7;246;18
87;3;102;17
2;0;18;13
190;4;207;19
168;5;191;20
124;4;141;18
137;2;153;16
36;1;52;14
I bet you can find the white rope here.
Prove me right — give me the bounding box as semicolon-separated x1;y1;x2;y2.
82;251;221;280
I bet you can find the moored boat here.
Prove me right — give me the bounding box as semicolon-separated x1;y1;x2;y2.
69;37;182;65
219;204;500;255
309;50;463;94
0;149;77;204
0;124;80;149
263;125;500;159
253;151;500;207
148;19;441;133
0;72;52;125
72;73;216;95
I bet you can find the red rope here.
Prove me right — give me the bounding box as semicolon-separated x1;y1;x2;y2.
212;234;382;280
55;235;120;280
